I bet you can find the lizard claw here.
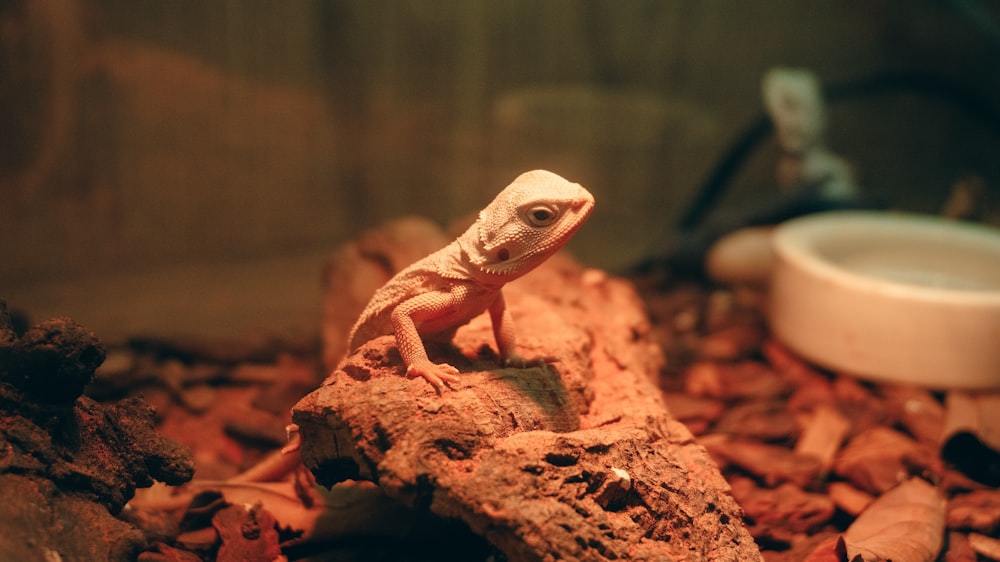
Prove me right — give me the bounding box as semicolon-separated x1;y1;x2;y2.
407;361;461;391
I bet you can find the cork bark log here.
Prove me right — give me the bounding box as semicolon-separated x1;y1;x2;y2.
293;237;761;561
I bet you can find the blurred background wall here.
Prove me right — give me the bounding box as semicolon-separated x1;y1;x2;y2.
1;0;998;337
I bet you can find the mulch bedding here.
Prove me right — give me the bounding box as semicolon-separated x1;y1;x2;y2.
639;279;1000;561
81;277;1000;561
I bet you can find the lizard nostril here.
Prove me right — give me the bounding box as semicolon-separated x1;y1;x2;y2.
498;248;510;261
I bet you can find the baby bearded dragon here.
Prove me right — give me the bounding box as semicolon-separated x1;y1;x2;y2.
347;169;595;390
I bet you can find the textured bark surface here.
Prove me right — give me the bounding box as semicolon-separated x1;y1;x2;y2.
0;302;195;561
293;254;762;561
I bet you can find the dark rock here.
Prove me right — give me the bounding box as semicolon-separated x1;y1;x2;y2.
2;315;106;404
0;304;195;560
0;474;147;562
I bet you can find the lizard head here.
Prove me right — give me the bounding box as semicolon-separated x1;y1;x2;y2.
462;170;595;279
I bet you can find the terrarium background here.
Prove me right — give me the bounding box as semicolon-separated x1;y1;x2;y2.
2;0;998;339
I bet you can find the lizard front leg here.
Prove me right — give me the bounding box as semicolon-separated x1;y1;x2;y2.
391;291;463;391
488;290;533;367
488;290;519;364
489;290;556;369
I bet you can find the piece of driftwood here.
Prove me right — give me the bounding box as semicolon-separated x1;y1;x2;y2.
794;403;850;474
293;250;762;561
827;482;874;517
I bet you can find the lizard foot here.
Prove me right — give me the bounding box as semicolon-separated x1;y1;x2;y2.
407;361;461;392
502;354;558;370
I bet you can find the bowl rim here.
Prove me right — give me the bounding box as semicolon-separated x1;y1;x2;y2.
771;210;1000;306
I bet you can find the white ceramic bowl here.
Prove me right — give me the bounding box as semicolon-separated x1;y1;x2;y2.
769;211;1000;389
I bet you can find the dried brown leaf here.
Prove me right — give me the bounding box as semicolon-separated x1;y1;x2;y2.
200;481;322;535
947;488;1000;534
833;427;926;494
802;535;849;562
841;478;946;562
944;531;977;562
880;384;944;445
731;478;835;539
715;399;800;442
967;532;1000;560
710;438;823;488
212;503;283;562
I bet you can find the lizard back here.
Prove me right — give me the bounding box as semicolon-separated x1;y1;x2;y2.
347;243;460;351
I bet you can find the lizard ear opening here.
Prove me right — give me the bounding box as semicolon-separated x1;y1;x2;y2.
497;247;510;262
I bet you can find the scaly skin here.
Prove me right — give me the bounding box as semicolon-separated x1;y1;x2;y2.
347;170;595;390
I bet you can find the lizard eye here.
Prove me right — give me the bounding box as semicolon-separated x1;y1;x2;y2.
524;205;559;227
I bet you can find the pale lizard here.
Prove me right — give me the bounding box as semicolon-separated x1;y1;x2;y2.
347;169;595;390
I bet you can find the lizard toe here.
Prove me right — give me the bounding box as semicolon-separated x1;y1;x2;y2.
408;362;461;391
436;362;461;377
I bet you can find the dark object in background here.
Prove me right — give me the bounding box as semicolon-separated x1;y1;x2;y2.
941;392;1000;487
642;71;1000;280
646;186;884;280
